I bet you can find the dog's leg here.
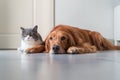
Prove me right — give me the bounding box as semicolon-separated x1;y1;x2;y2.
67;47;84;54
67;43;97;54
25;45;45;53
89;31;104;50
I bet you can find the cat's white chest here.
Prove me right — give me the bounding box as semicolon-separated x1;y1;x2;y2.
21;40;33;50
18;39;41;52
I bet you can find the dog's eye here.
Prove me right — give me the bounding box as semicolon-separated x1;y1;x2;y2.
61;36;66;41
50;37;53;40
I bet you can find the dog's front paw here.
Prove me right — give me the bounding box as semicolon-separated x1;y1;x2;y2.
67;47;84;54
25;45;45;53
25;48;34;53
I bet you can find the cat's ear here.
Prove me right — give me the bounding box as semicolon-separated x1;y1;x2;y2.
33;25;38;32
20;27;24;31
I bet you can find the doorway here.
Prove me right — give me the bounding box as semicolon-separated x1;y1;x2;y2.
0;0;54;49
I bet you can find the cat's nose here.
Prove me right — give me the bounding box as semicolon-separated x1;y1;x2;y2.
28;37;32;39
28;37;30;39
26;36;32;40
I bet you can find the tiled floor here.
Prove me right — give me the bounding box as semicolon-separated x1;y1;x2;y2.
0;50;120;80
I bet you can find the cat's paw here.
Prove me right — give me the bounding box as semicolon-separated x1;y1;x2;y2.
17;48;24;52
17;47;21;51
17;47;28;54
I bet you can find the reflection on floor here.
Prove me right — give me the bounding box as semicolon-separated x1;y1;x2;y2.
0;50;120;80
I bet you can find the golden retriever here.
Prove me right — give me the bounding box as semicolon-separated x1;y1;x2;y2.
45;25;120;54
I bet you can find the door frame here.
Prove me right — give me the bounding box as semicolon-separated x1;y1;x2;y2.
33;0;55;26
32;0;55;40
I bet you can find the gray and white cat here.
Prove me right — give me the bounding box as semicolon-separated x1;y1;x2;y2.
18;25;43;52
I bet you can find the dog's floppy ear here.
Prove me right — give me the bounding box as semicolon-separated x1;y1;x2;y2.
67;32;83;47
45;35;50;53
68;34;76;46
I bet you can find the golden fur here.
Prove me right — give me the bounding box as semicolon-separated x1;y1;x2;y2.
25;44;45;53
45;25;120;54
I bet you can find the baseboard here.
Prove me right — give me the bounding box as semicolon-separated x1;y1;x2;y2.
108;39;114;44
108;39;120;46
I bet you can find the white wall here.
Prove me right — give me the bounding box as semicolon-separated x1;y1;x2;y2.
36;0;54;40
55;0;114;39
113;0;120;7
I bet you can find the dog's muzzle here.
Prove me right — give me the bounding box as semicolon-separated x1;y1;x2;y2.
52;45;60;54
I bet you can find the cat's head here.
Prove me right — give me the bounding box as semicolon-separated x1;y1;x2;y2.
20;25;42;42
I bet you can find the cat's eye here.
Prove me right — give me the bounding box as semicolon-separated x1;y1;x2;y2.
50;37;53;40
29;32;33;36
23;33;27;37
61;36;66;41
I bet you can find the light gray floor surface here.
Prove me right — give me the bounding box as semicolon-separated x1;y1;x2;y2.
0;50;120;80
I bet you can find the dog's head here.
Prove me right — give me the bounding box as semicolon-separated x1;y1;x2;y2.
45;30;76;54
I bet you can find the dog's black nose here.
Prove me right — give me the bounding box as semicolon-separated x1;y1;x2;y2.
52;45;60;52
